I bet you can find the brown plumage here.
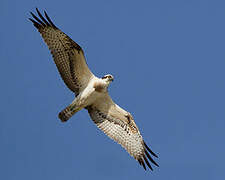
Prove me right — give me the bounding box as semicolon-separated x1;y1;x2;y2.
29;8;93;96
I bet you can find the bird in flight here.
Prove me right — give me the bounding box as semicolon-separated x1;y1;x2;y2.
29;8;159;171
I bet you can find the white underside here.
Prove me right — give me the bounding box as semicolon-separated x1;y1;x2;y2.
71;77;107;109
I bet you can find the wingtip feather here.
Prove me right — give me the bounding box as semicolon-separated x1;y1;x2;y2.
44;10;57;28
138;158;147;170
36;8;50;26
29;8;58;30
30;11;45;27
145;149;159;167
143;141;158;158
143;155;153;171
28;18;40;28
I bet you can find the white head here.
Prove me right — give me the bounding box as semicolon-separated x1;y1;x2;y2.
101;74;114;85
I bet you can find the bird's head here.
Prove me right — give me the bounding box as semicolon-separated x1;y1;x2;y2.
101;74;114;85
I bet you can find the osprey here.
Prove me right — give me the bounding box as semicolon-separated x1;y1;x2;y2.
29;8;159;171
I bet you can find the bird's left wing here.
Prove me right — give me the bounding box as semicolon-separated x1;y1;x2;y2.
87;94;159;171
29;8;95;95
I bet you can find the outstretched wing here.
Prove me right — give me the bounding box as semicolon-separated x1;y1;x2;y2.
29;8;94;95
87;94;159;171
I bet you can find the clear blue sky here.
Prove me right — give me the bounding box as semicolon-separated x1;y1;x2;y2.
1;0;225;179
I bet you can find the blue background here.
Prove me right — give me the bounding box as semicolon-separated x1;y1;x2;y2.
1;0;225;179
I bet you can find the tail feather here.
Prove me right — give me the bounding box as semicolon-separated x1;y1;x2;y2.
58;105;80;122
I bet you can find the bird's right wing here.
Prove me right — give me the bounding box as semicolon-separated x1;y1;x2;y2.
29;8;95;95
87;94;159;171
